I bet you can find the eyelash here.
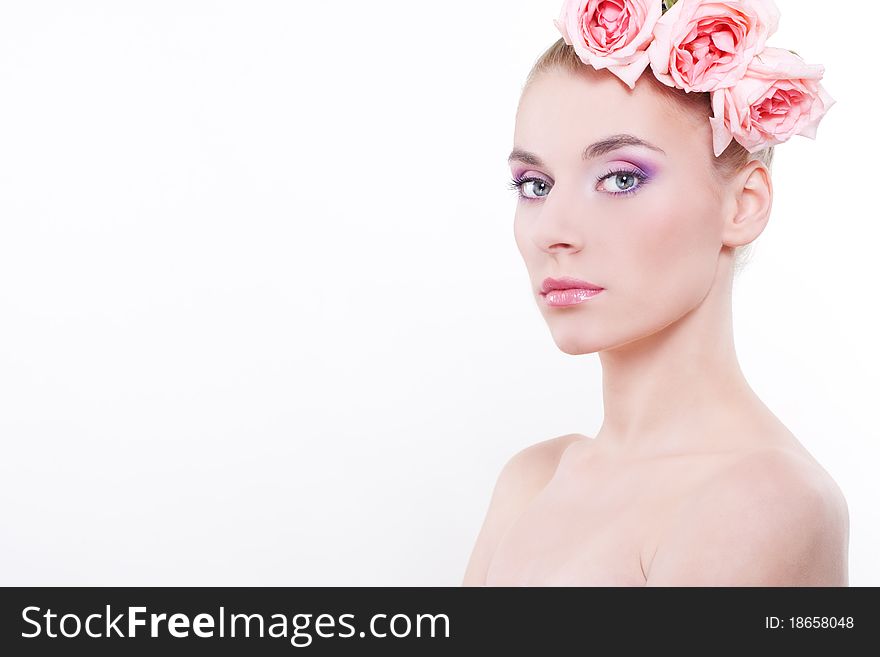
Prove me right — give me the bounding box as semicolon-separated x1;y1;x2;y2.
507;167;650;202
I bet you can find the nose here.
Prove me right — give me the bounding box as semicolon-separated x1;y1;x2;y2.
530;185;585;255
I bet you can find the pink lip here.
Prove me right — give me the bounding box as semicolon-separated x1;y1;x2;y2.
541;276;604;294
540;276;605;308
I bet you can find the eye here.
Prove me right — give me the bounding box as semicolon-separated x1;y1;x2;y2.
508;175;551;202
595;168;650;197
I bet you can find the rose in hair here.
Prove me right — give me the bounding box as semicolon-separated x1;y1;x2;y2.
648;0;781;93
554;0;663;90
708;46;836;157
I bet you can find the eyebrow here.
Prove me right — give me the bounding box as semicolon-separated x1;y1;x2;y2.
507;133;666;168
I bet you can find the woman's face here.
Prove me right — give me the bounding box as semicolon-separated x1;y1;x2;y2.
512;68;729;355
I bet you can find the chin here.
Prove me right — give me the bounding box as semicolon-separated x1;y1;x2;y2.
556;343;600;356
547;319;666;355
548;330;605;355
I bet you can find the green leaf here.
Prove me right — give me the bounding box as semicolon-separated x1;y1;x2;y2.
662;0;680;13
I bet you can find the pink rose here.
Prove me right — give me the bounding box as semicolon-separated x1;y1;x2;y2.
708;46;836;157
554;0;662;90
648;0;781;93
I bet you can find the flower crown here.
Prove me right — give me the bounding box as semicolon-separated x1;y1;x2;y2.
553;0;835;157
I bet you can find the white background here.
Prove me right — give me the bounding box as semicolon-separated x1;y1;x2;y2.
0;0;877;586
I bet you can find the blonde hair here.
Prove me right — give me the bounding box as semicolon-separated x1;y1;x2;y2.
523;38;773;275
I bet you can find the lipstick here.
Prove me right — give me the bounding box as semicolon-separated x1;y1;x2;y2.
540;276;605;308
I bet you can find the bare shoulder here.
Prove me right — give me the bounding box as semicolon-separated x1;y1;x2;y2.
461;433;588;586
499;433;588;487
480;432;588;511
646;446;850;586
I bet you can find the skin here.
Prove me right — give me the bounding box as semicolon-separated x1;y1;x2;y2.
461;67;850;586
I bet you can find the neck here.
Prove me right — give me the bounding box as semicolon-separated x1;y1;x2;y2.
594;259;768;457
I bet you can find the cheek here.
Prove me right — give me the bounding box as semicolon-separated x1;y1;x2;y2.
607;194;720;302
641;183;716;255
513;212;529;259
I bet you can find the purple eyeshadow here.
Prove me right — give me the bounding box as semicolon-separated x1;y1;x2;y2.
614;157;657;179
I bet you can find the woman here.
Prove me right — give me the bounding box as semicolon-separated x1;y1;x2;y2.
462;0;848;586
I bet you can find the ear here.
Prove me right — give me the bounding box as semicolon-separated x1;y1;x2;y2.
721;159;773;249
